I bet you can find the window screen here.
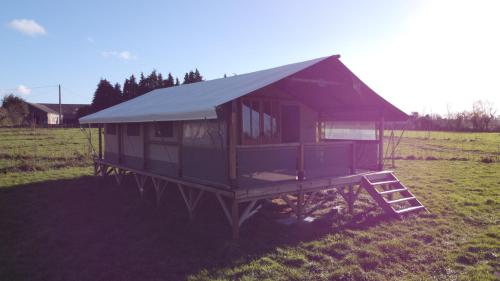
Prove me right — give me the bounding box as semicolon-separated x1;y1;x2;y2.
154;122;174;137
322;121;376;140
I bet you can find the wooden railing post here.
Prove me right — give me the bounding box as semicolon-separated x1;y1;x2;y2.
117;124;122;164
298;143;305;180
98;124;102;159
378;116;385;171
350;142;356;174
228;101;238;186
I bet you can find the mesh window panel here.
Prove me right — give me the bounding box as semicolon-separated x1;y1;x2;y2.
237;145;298;188
182;146;228;185
354;141;379;170
303;143;351;179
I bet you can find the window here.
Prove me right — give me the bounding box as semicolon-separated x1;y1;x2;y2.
242;99;280;144
106;124;116;135
127;123;140;136
154;122;174;137
322;121;376;140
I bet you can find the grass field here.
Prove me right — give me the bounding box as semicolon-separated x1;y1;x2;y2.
0;128;498;280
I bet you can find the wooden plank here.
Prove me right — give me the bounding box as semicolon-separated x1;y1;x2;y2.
350;142;356;174
117;124;122;164
94;159;233;196
378;116;384;170
228;100;238;184
178;121;183;177
215;193;232;226
298;143;304;180
231;199;239;240
143;123;148;169
98;125;102;159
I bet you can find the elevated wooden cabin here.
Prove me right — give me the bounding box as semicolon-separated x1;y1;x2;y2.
80;55;425;239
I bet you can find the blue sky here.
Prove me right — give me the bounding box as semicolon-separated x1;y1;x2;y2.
1;0;499;114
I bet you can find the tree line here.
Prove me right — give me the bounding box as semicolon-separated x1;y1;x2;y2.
76;69;203;118
407;100;499;132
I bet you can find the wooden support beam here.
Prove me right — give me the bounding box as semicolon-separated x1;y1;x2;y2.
231;199;239;240
177;183;205;220
117;124;122;164
178;122;183;177
298;143;305;180
143;123;148;169
134;173;148;197
350;142;356;174
378;116;384;171
238;200;261;227
296;192;304;221
228;100;238;185
113;168;124;185
98;125;102;159
151;177;167;207
215;193;233;226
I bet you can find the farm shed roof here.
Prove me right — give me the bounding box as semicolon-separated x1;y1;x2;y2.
28;103;59;114
79;55;407;124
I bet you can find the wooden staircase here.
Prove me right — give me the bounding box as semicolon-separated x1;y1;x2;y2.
362;171;428;218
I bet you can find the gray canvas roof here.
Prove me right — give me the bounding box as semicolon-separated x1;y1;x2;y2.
79;56;330;124
79;55;408;124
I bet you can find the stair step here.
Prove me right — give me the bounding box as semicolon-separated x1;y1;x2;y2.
378;188;407;195
387;196;415;204
395;205;426;214
370;179;399;186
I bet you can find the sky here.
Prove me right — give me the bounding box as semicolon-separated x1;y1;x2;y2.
1;0;499;115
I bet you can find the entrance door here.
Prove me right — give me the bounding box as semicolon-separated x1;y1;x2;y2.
281;105;300;143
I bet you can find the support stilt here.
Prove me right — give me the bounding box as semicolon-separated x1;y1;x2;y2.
151;178;167;207
177;184;204;220
215;194;261;240
133;174;148;197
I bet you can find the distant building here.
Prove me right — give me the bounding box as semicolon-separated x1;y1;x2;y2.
27;103;89;125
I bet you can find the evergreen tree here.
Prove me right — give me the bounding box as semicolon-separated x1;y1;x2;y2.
194;68;203;82
183;72;190;84
166;73;175;87
175;78;180;86
112;83;122;105
91;79;116;111
137;72;147;96
122;75;138;101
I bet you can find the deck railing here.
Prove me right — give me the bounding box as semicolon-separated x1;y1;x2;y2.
235;141;378;188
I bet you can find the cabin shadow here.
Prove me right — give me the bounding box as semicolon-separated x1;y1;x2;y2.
0;174;390;281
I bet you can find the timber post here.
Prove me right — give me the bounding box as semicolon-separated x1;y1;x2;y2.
228;100;238;186
378;116;385;171
298;143;305;180
143;124;148;169
98;124;102;159
117;124;122;164
231;199;239;240
350;142;356;174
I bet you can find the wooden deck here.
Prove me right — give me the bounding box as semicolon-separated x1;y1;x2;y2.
93;158;395;239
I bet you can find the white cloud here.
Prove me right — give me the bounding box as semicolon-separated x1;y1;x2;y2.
86;36;94;43
7;19;47;36
15;85;31;95
101;50;137;60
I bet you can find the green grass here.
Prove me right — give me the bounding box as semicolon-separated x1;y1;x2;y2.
0;128;499;281
0;127;96;187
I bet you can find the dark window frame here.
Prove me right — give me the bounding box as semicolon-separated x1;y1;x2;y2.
126;123;140;136
106;124;117;135
154;122;174;138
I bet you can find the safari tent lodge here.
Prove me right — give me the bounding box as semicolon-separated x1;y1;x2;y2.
79;55;427;239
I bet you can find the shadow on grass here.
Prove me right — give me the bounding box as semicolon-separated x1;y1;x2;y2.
0;175;390;281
